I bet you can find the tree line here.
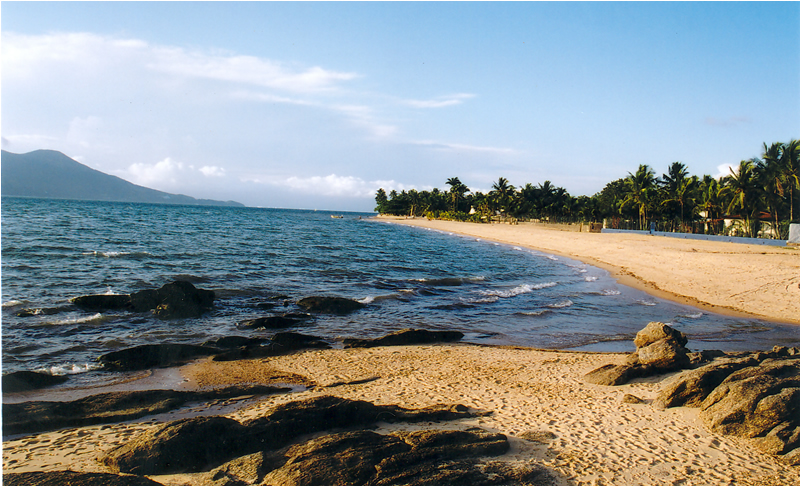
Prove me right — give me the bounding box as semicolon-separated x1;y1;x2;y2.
375;140;800;239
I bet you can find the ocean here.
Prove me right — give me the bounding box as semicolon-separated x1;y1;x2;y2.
2;197;798;388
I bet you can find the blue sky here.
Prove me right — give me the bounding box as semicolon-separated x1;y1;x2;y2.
3;2;799;211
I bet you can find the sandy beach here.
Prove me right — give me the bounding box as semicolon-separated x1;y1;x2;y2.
4;219;800;485
381;217;800;325
5;344;800;485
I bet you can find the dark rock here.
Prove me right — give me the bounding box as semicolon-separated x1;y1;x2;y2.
69;281;215;318
205;428;546;486
239;315;305;329
3;385;289;435
103;396;486;475
14;306;71;317
343;328;465;348
98;343;220;371
297;296;365;314
212;332;330;361
144;281;215;318
70;293;132;310
202;336;265;349
653;356;759;409
2;371;68;393
101;416;249;475
3;471;164;486
633;321;688;348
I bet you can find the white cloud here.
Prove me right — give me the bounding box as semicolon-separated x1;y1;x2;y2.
714;163;736;179
404;93;475;108
122;157;189;187
199;166;226;177
147;46;358;93
412;140;517;155
2;32;358;94
276;174;414;198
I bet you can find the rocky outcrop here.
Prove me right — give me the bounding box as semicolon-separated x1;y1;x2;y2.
655;346;800;464
584;322;692;386
203;428;552;486
239;313;312;330
2;370;68;393
212;332;331;361
98;343;220;371
70;281;215;318
297;296;365;314
343;328;464;348
653;356;758;409
3;385;289;435
3;471;164;486
101;396;488;475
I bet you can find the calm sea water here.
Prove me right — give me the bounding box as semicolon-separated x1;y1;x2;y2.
2;197;798;388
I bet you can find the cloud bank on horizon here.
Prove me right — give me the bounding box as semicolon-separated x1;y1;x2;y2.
2;2;798;211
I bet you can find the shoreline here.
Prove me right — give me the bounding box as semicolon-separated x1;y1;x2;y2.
377;216;800;325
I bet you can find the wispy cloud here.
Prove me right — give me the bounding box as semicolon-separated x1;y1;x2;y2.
704;116;751;127
148;47;359;93
403;93;476;108
411;140;517;155
3;32;358;94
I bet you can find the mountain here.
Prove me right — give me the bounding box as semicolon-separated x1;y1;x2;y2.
1;150;244;207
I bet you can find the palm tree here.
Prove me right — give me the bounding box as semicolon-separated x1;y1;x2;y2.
446;177;468;213
721;159;762;237
622;164;656;230
779;140;800;222
661;174;698;232
490;177;515;216
699;175;724;234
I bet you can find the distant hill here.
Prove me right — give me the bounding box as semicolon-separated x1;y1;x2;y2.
1;150;244;207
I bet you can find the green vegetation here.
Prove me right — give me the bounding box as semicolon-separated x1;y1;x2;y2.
375;140;800;239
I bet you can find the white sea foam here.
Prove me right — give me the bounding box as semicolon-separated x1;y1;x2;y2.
36;362;102;375
681;312;703;319
479;282;557;298
50;313;109;326
637;300;658;306
598;289;621;296
358;296;375;304
547;299;574;309
546;255;559;261
584;276;599;282
520;309;550;316
468;296;500;304
2;300;26;308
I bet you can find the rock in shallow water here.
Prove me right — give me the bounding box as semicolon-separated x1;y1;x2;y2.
297;296;365;314
2;370;68;393
70;281;215;319
98;343;220;371
343;328;465;348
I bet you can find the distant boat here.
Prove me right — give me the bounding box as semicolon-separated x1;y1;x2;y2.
331;215;344;219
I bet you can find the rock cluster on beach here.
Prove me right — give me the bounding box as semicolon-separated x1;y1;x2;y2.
584;321;692;386
655;345;800;465
584;321;800;465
